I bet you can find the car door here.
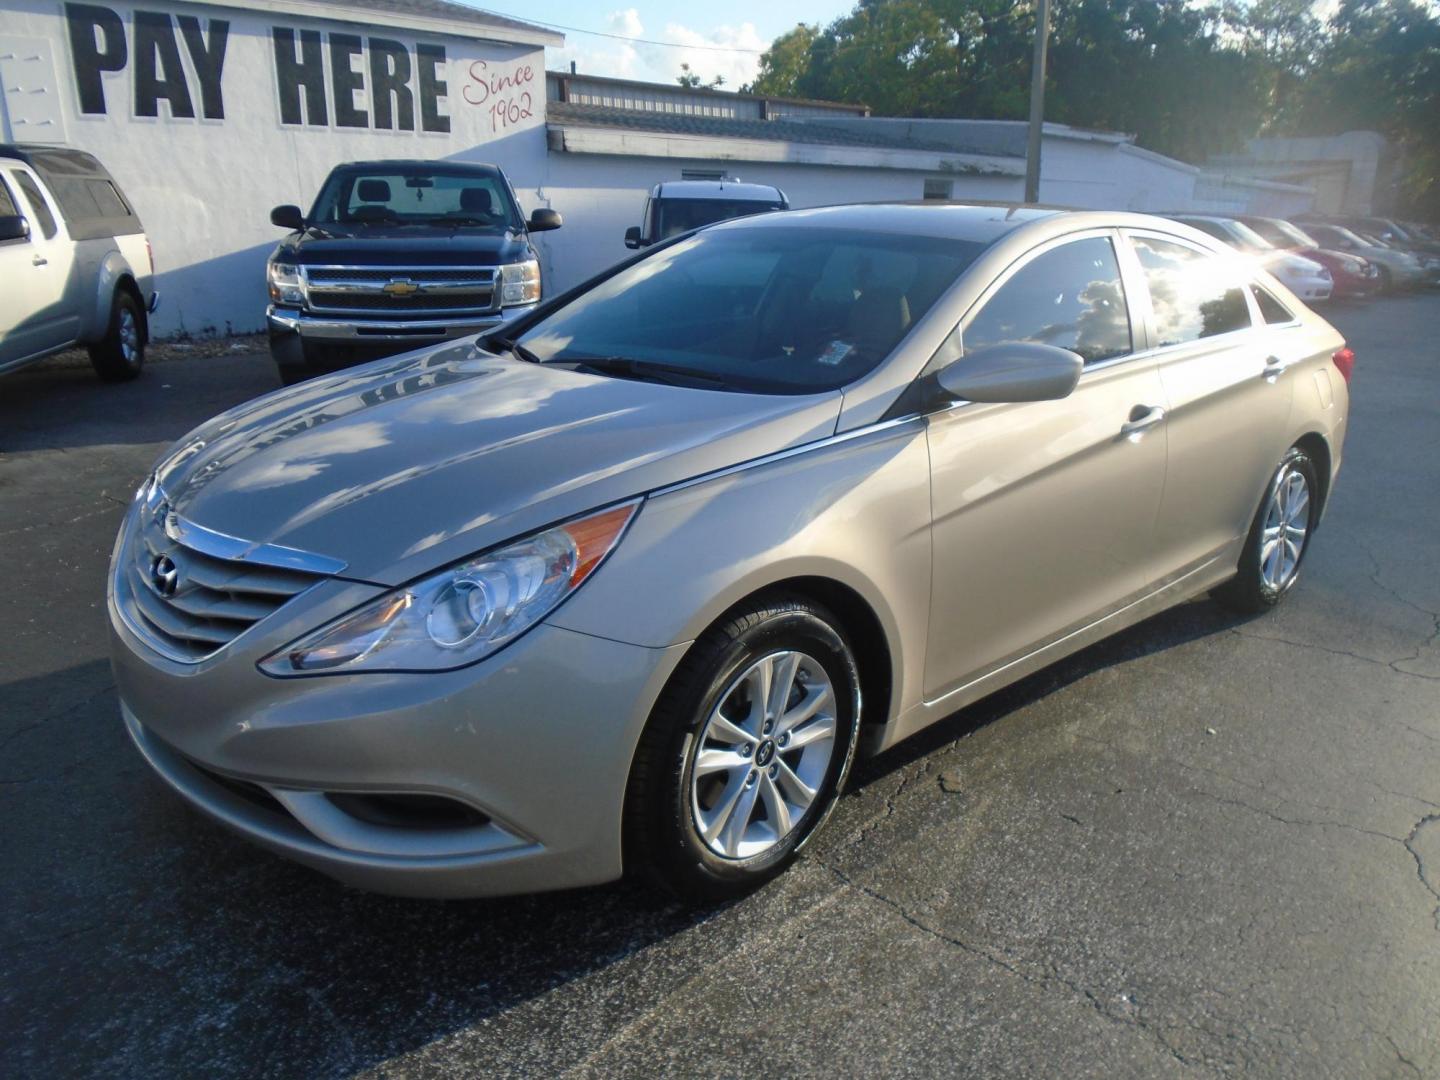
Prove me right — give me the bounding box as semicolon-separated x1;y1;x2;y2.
0;173;47;370
1121;230;1294;580
923;231;1169;702
6;166;80;355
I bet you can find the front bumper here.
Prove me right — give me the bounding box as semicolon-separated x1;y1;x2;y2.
267;303;537;345
112;606;688;898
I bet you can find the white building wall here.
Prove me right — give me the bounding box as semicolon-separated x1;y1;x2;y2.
536;152;1020;292
1038;140;1198;212
1;0;548;336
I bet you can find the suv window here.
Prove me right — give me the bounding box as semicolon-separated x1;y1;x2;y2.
653;198;785;242
1252;285;1294;325
0;176;18;218
964;236;1132;365
1131;235;1252;346
11;171;58;239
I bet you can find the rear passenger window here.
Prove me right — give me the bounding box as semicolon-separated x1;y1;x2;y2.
964;236;1131;365
0;177;18;218
1252;285;1294;325
11;171;57;239
1131;235;1251;345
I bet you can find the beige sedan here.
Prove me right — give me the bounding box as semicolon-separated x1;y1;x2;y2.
110;204;1350;900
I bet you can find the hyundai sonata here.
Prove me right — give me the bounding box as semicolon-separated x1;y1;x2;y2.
110;204;1350;900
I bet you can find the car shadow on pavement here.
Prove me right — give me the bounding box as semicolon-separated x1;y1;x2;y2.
0;596;1250;1077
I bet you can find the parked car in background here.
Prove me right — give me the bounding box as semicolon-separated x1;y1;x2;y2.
625;179;788;249
1169;215;1332;303
112;204;1350;901
0;144;158;381
1296;223;1428;291
266;159;562;384
1231;215;1381;301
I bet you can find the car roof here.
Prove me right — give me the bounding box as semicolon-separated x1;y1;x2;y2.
0;143;109;177
651;180;784;201
701;201;1090;243
332;159;504;173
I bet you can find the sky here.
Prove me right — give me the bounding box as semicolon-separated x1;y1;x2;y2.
467;2;852;88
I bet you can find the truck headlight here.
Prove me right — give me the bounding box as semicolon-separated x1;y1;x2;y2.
498;258;541;307
260;501;639;676
267;261;304;305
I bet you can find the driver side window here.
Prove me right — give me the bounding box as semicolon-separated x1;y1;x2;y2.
964;236;1132;366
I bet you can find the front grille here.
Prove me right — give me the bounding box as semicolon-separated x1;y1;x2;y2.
303;264;497;317
119;488;336;662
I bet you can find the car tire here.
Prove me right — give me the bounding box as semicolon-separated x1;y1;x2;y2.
1214;447;1320;614
88;290;145;382
624;595;861;902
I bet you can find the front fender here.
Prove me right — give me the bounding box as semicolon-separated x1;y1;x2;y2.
547;420;934;727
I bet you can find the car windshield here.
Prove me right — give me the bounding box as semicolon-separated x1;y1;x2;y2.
1269;219;1320;248
513;226;983;394
1245;218;1309;248
1221;220;1275;251
309;168;522;229
655;199;785;241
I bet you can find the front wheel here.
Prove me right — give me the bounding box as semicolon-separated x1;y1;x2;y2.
88;291;145;382
624;596;861;902
1214;447;1320;614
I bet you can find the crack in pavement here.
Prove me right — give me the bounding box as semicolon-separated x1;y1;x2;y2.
818;861;1211;1074
1229;627;1440;681
1402;815;1440;933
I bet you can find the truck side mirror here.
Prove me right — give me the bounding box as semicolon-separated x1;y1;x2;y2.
270;204;305;231
528;208;563;232
0;214;30;242
624;225;643;250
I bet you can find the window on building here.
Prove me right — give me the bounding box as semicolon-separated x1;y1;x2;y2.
11;171;58;239
1130;235;1252;346
923;178;954;201
681;169;727;181
963;237;1132;365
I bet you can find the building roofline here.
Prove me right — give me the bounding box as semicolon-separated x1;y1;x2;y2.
546;70;869;115
194;0;565;47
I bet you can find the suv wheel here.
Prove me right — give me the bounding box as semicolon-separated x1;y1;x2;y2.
89;291;145;382
625;595;861;902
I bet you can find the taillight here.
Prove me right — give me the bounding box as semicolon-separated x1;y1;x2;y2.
1332;347;1355;384
146;239;155;274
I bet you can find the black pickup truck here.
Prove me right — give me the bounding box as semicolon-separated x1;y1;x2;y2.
266;159;561;383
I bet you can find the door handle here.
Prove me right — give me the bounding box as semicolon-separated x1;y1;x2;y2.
1120;404;1166;440
32;254;48;266
1262;355;1289;381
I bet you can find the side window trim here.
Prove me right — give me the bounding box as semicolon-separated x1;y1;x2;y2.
1116;227;1260;355
952;227;1141;371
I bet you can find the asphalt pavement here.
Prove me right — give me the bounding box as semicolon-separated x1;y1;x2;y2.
2;295;1438;1078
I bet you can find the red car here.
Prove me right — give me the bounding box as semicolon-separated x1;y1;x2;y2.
1234;215;1381;300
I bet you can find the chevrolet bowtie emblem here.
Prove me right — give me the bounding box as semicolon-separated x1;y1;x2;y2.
382;279;421;297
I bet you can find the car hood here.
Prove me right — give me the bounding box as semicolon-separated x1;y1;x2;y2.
153;343;842;585
275;225;531;267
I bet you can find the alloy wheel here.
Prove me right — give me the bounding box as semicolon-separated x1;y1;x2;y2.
1260;464;1310;591
690;650;838;859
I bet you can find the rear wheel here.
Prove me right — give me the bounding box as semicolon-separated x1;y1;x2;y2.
624;596;861;902
1214;447;1319;613
88;291;145;382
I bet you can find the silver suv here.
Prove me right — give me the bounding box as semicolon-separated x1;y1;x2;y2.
0;145;158;381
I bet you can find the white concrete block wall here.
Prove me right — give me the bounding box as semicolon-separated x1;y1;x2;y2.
536;152;1021;293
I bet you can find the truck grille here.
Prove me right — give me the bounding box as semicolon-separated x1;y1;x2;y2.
117;483;344;663
303;265;498;317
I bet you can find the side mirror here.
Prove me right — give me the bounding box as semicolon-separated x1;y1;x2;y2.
937;342;1083;403
270;204;305;231
528;208;563;232
624;225;643;250
0;214;31;242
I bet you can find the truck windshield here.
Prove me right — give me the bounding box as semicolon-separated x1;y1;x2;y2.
514;226;982;394
309;168;522;229
654;199;785;241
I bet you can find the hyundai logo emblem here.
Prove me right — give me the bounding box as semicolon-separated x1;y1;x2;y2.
150;554;180;597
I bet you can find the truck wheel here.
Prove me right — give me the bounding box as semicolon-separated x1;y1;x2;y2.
89;291;145;382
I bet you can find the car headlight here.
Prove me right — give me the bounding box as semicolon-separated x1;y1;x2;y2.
259;501;639;676
267;261;304;305
498;258;541;307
